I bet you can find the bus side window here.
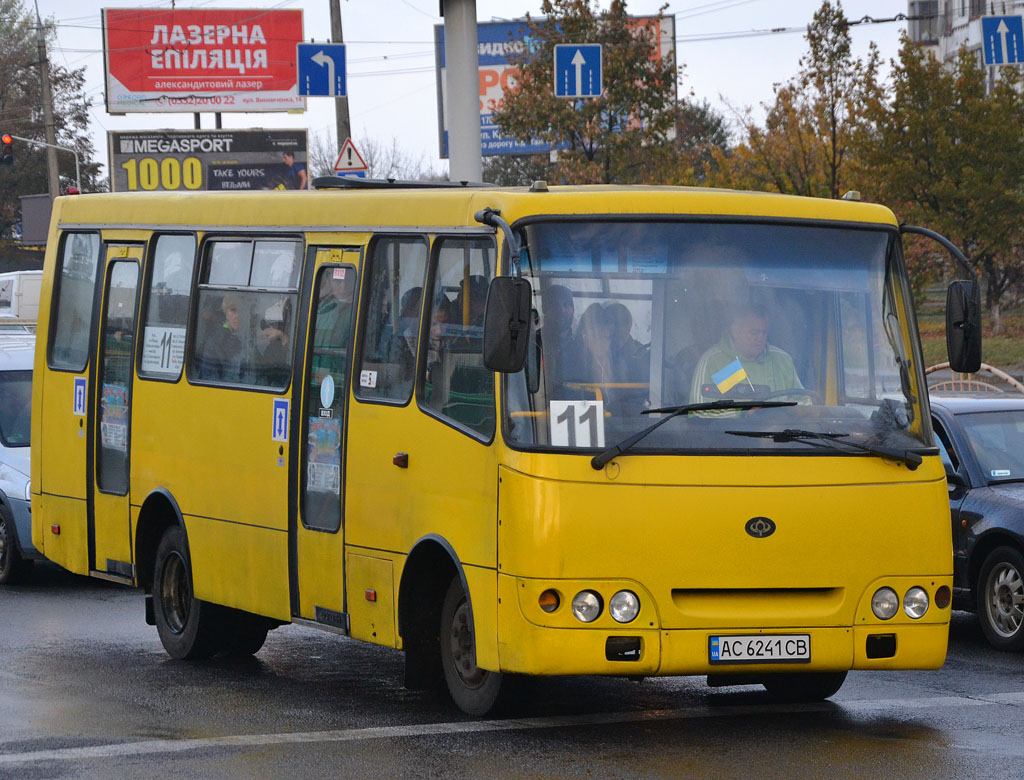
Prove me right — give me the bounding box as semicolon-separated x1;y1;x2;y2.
49;231;101;371
190;238;301;390
138;234;196;380
355;237;428;403
419;236;496;438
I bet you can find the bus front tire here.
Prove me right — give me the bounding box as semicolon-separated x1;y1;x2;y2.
440;577;503;716
977;546;1024;651
152;525;223;660
761;671;847;702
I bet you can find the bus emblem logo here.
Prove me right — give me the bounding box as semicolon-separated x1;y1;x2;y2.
745;517;775;538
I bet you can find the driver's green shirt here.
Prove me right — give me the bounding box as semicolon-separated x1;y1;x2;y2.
690;335;802;402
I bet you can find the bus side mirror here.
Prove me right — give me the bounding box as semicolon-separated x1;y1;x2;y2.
483;276;532;373
946;279;981;374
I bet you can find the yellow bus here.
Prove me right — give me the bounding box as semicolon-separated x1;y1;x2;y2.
32;180;979;715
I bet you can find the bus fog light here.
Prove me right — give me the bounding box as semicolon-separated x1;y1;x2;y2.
571;591;602;623
903;587;929;619
871;587;899;619
609;590;640;623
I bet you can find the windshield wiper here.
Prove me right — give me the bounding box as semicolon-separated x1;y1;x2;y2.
725;428;923;470
590;400;797;470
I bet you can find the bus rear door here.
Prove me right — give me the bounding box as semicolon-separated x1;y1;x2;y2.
90;244;143;579
292;248;359;629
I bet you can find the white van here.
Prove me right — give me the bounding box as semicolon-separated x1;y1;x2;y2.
0;270;43;332
0;333;37;584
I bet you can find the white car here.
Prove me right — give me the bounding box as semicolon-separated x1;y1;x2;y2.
0;333;37;584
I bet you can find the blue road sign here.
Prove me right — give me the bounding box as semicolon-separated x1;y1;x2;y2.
982;16;1024;65
272;398;289;442
336;171;366;178
297;43;347;97
554;44;602;99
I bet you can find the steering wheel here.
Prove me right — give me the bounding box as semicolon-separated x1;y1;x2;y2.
762;388;821;404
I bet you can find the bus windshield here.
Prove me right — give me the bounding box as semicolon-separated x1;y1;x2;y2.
504;220;930;455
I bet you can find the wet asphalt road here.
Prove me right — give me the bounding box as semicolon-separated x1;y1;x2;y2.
1;562;1023;779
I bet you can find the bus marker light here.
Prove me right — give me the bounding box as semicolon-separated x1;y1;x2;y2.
934;585;951;609
364;589;377;602
538;589;559;612
50;524;60;535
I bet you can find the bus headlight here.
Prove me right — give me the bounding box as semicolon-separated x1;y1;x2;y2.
609;590;640;623
871;587;899;619
903;587;929;619
571;590;602;623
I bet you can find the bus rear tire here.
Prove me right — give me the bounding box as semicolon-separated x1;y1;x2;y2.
152;525;223;660
762;671;847;702
440;577;503;716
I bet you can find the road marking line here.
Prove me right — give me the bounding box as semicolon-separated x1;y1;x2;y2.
1;692;1021;765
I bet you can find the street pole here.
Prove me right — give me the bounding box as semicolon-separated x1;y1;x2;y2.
34;2;60;200
330;0;352;153
11;135;80;192
442;0;482;183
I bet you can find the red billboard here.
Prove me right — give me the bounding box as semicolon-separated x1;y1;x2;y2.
102;8;305;113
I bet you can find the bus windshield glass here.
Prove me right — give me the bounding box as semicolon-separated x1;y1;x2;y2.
504;220;930;455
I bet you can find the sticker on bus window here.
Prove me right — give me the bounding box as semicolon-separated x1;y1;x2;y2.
320;374;335;408
360;370;377;389
141;326;186;375
100;382;129;451
549;400;605;448
73;377;87;415
332;268;346;279
272;398;289;442
307;416;341;494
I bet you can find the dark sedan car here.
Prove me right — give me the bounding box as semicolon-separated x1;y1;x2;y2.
930;394;1024;651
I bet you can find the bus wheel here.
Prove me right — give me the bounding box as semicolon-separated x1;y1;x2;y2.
440;577;503;716
761;671;847;702
977;546;1024;651
0;506;30;585
152;526;223;660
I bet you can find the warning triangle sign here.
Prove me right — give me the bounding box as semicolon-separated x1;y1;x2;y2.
333;138;367;173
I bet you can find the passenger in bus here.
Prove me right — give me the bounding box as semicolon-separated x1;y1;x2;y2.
690;302;802;401
605;302;650;415
453;275;489;329
387;286;423;386
425;297;452;385
201;294;243;382
571;302;615;384
537;284;576;396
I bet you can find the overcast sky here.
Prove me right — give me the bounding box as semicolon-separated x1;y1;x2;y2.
41;0;910;178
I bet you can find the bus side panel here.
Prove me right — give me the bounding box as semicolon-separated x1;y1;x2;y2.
33;493;89;574
186;514;291;620
345;403;499;662
130;380;291;619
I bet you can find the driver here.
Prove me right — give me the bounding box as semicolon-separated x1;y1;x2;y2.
690;302;802;402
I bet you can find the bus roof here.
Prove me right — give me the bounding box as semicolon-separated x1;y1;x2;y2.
50;185;900;234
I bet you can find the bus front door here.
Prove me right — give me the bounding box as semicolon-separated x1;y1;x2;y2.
292;250;358;628
90;247;142;580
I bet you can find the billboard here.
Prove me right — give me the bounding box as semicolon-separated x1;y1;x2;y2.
108;129;309;192
434;16;676;158
102;8;305;114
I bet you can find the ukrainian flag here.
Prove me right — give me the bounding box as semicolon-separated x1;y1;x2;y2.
711;358;748;393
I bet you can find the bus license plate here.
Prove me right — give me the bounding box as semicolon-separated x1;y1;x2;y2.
709;634;811;664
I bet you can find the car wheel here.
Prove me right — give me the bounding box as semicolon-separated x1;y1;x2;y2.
762;671;847;702
152;525;224;659
440;577;504;716
0;504;29;585
976;546;1024;651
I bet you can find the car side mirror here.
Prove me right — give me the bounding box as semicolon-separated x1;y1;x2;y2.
483;276;533;373
944;461;966;488
946;280;981;374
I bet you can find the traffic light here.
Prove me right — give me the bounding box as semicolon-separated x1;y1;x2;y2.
0;134;12;165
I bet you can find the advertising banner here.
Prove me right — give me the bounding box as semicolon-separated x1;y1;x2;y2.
102;8;305;114
108;129;309;192
434;16;675;157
